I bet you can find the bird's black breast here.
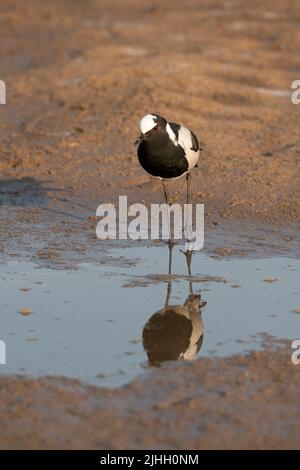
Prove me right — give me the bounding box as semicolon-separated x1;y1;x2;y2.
137;130;188;179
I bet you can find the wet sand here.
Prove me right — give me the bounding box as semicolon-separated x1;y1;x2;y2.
0;0;300;449
1;343;300;450
0;0;300;264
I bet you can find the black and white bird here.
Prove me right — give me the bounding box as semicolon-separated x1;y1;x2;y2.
135;114;200;205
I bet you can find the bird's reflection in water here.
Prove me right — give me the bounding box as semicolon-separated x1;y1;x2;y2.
143;244;207;366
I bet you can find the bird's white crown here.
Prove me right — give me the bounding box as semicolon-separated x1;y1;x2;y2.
139;114;157;134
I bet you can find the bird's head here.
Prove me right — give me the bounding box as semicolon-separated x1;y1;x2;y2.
135;114;167;145
184;294;207;313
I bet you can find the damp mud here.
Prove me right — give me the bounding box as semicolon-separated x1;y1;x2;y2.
0;0;300;450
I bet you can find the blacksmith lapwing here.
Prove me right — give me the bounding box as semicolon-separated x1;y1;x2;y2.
135;113;200;206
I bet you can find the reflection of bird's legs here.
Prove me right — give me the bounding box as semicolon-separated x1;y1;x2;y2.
165;280;172;307
165;241;174;307
168;240;174;275
185;249;192;276
181;248;193;294
183;172;193;279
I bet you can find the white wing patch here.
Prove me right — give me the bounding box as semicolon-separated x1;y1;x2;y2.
166;123;177;142
178;126;199;170
166;123;199;170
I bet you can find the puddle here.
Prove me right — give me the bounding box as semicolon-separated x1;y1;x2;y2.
0;245;299;387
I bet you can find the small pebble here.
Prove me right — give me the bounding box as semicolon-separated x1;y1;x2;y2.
263;277;278;283
19;308;32;316
291;307;300;314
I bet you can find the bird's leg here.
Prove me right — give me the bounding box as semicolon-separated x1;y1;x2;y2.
162;178;175;205
186;172;190;206
184;172;193;242
162;178;170;205
162;179;174;245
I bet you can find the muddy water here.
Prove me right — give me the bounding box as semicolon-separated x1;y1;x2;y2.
0;245;299;387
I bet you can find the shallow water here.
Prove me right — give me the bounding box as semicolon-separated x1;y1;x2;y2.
0;245;299;387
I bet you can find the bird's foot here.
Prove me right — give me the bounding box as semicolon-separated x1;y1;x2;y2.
167;196;176;205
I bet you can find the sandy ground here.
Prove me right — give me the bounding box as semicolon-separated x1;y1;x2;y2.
1;342;300;450
0;0;300;449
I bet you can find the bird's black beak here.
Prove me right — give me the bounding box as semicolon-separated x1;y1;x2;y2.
135;133;144;146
